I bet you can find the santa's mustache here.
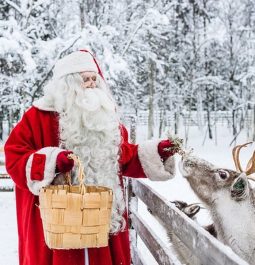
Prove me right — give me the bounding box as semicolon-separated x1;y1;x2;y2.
75;88;116;113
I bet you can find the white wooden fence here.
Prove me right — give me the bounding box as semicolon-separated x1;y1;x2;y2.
0;173;13;191
122;110;252;127
0;152;13;192
129;179;249;265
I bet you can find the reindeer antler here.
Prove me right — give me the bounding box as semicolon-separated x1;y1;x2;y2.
246;151;255;175
232;142;255;180
232;142;252;172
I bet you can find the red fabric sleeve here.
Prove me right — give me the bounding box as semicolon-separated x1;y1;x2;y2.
5;107;60;192
4;112;37;191
119;125;146;179
31;153;46;181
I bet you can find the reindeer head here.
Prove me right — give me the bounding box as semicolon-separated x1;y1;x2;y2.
148;200;201;220
171;200;201;219
179;154;251;206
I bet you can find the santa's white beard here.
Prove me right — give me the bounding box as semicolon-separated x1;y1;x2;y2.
48;78;126;233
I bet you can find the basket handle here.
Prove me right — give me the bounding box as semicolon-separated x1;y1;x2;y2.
64;172;72;186
67;153;87;194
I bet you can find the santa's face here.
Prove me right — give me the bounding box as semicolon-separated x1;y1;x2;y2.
80;71;97;88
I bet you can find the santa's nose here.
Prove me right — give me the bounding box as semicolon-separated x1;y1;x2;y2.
90;81;96;88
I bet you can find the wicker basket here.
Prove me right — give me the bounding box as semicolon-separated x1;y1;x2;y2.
39;154;113;249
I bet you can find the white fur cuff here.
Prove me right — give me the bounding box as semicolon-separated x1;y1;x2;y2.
26;147;64;195
138;139;176;181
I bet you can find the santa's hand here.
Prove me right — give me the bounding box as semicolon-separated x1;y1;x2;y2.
158;140;175;161
56;151;74;173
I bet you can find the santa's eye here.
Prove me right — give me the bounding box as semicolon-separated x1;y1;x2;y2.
217;170;229;180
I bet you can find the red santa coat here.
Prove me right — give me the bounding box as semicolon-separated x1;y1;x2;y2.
4;106;175;265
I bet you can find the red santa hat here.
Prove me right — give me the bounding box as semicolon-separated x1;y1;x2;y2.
53;50;104;79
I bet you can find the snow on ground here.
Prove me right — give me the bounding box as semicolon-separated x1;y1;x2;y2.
0;123;254;264
0;192;18;265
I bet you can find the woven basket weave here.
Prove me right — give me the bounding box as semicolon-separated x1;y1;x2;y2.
39;154;113;249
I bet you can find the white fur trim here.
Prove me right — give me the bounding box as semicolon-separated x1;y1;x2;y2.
138;139;176;181
53;51;98;79
26;147;64;195
33;98;55;111
164;155;176;177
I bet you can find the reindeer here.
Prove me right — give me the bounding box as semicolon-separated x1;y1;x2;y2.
179;142;255;265
148;200;203;265
167;201;217;238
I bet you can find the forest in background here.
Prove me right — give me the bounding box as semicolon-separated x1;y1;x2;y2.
1;0;255;142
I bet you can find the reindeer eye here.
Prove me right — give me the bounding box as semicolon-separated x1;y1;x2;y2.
217;170;229;180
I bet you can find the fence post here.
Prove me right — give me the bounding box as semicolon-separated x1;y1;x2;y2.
127;116;138;258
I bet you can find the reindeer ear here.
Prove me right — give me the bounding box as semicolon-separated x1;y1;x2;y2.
184;204;200;218
231;175;249;201
171;200;187;209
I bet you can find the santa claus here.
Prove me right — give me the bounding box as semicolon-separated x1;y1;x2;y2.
4;50;176;265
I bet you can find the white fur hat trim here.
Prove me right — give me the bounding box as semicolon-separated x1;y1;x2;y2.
53;51;98;79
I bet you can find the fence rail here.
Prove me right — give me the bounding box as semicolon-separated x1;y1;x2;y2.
130;179;248;265
123;110;252;127
0;173;10;179
0;186;13;192
131;210;182;265
131;243;147;265
0;172;13;191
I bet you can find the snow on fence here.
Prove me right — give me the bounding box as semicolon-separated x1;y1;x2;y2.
129;179;249;265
